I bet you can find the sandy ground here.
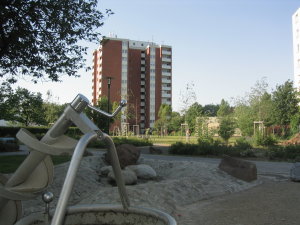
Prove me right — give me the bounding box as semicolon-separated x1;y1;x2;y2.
22;155;297;225
176;180;300;225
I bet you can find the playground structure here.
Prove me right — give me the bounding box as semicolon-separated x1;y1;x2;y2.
0;94;176;225
113;123;140;137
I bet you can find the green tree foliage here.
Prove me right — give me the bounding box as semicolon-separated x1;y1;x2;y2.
0;82;13;120
168;112;184;133
154;104;172;135
272;80;299;127
8;88;46;126
203;104;220;116
196;116;215;142
217;99;232;117
42;91;65;125
290;113;300;135
233;77;274;136
185;102;203;132
86;96;113;133
234;104;254;136
0;0;112;82
43;103;65;125
218;116;236;143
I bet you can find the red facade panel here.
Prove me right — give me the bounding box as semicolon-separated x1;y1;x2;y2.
101;40;122;104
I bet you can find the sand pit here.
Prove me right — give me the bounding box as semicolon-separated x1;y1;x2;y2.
22;155;261;219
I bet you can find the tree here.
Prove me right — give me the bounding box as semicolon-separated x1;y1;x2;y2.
168;112;184;134
218;116;236;143
8;87;46;126
203;104;220;116
0;0;113;83
272;80;299;128
0;81;13;120
217;99;232;117
233;77;273;136
154;104;172;135
185;102;203;132
234;104;254;136
179;82;197;117
86;96;114;133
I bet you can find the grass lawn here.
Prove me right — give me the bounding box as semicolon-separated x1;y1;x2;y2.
0;155;71;174
149;135;198;145
148;135;240;145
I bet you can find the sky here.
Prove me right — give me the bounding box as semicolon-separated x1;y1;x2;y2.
12;0;300;112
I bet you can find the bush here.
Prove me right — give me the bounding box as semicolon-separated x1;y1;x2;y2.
169;139;250;157
169;142;198;155
0;126;82;139
88;137;153;148
235;137;252;150
266;145;300;161
254;133;277;146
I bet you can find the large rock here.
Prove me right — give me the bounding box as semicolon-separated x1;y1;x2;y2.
104;144;141;169
290;162;300;182
127;164;157;180
108;169;137;185
219;155;257;182
99;166;113;176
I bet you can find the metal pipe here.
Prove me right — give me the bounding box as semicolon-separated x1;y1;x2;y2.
102;134;130;210
87;100;126;118
50;132;98;225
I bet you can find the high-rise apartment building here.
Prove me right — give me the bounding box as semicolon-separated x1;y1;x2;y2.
293;8;300;90
92;37;172;133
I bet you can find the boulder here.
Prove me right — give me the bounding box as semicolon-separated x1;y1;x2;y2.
99;166;113;176
127;164;157;180
104;144;141;169
108;169;137;185
149;146;163;154
219;155;257;182
290;162;300;182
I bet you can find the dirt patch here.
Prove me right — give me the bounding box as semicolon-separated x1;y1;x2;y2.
283;133;300;145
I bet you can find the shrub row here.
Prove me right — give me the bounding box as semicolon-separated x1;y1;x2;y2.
0;126;81;139
169;140;256;158
88;137;153;148
266;145;300;161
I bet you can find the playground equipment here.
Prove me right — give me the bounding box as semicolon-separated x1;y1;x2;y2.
0;94;176;225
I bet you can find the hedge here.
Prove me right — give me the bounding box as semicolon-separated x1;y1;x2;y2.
0;126;82;139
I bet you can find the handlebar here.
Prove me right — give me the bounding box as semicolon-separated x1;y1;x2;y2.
70;94;127;118
87;100;127;118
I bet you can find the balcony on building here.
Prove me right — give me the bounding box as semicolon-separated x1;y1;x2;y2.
162;78;171;84
162;50;171;55
162;86;171;91
162;93;171;98
162;57;172;62
162;64;172;69
162;71;171;76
